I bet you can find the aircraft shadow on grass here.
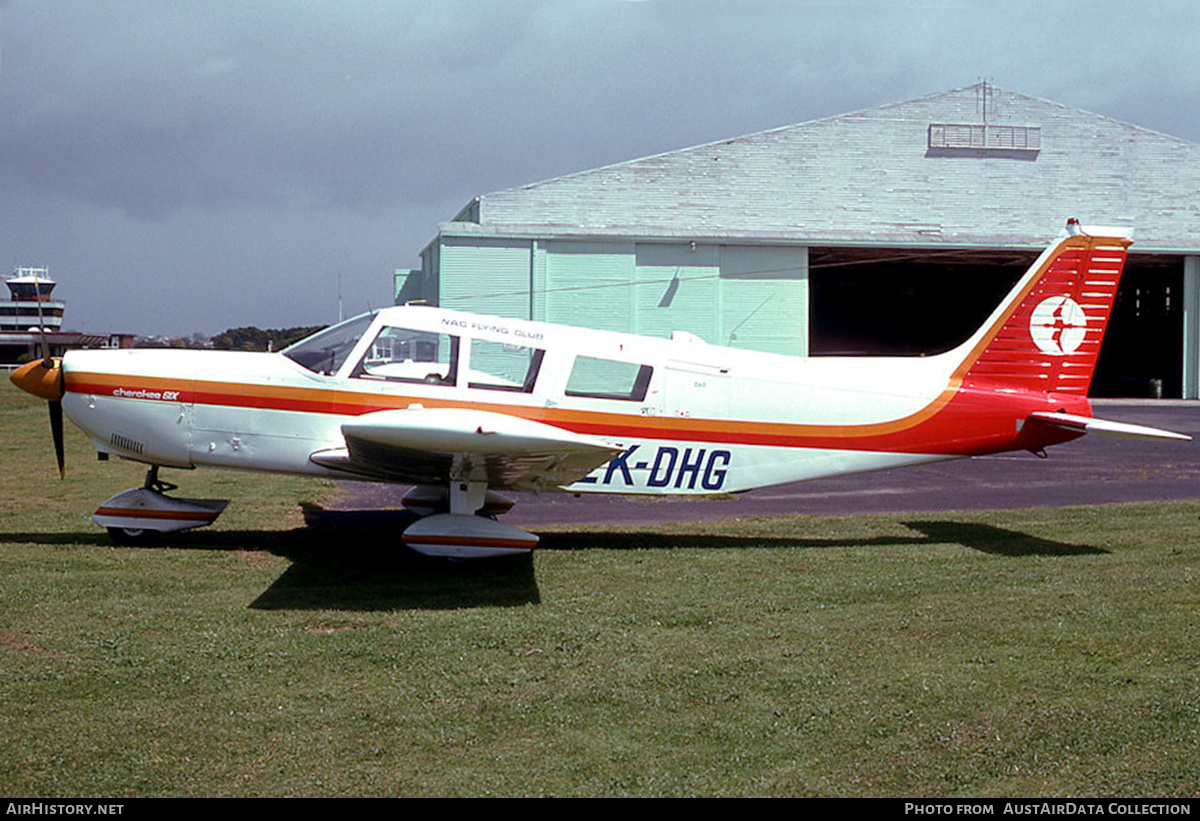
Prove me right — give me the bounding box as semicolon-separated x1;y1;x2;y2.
0;511;1104;611
534;521;1105;557
901;520;1107;557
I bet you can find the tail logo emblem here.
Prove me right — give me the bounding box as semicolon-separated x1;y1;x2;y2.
1030;296;1087;355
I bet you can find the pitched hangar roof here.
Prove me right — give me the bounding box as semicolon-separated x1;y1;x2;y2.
446;84;1200;252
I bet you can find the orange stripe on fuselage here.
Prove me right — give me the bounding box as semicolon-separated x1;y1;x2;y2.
64;367;1073;456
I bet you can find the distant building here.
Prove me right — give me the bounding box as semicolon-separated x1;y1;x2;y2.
0;267;133;364
398;83;1200;398
1;267;64;335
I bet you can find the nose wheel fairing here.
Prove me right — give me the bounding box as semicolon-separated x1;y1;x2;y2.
93;468;229;542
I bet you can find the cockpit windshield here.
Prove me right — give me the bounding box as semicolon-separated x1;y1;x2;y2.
282;313;374;375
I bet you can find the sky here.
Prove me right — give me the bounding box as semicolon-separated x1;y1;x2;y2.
1;0;1198;336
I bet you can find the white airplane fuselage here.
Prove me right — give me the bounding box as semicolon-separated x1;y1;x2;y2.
15;223;1183;556
58;303;1085;496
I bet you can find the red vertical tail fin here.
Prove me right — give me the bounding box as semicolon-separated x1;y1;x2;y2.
956;219;1131;395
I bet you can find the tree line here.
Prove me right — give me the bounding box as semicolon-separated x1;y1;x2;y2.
136;325;327;351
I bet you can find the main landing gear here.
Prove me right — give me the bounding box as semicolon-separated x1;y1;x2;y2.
93;466;229;545
91;468;534;560
397;482;538;560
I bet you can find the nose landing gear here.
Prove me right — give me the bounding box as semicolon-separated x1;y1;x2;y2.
93;466;230;545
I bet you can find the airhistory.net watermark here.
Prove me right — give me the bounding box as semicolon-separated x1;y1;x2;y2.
6;805;123;816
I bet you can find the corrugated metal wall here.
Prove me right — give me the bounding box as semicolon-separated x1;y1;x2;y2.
633;243;719;341
439;237;532;319
433;235;807;355
543;241;636;330
717;245;807;355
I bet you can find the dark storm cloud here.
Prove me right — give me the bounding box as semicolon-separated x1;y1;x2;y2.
0;1;942;221
0;3;544;218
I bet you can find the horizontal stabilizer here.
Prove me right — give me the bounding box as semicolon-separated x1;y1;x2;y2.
1026;411;1191;441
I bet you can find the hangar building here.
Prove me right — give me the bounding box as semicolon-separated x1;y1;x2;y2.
396;83;1200;398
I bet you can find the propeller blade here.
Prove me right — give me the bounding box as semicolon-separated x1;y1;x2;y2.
9;358;67;478
49;400;65;479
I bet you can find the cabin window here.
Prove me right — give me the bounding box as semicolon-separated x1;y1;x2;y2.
565;356;653;401
468;339;544;392
352;326;459;385
283;313;374;375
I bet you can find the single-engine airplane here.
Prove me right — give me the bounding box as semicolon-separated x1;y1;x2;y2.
11;219;1190;558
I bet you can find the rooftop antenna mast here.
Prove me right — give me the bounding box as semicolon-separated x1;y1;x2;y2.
978;78;994;125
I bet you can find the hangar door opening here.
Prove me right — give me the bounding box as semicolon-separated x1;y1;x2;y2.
808;248;1034;356
1091;255;1182;398
808;248;1183;398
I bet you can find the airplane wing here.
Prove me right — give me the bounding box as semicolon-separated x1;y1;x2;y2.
1025;411;1191;441
309;407;623;491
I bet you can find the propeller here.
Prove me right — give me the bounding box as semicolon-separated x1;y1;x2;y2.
10;357;66;477
9;271;67;477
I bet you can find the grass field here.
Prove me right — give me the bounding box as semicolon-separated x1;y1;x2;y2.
1;384;1199;797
